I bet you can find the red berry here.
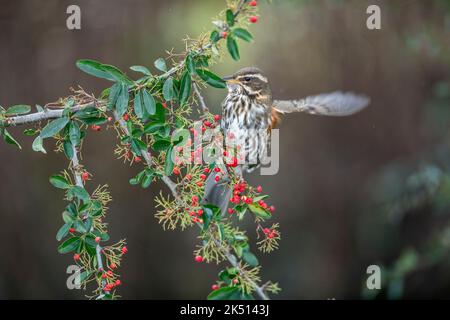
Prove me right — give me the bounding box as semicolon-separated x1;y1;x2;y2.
81;172;89;182
197;209;204;216
134;156;142;163
204;168;210;173
192;195;199;203
214;167;221;173
249;1;257;6
110;263;117;269
115;280;121;286
269;206;275;213
101;273;108;279
107;270;113;277
73;253;81;261
204;121;212;127
263;228;271;234
256;185;262;193
245;197;253;204
200;174;207;180
249;16;258;23
232;278;239;284
221;31;228;39
123;114;129;121
228;208;234;214
196;181;203;187
215;175;220;182
186;174;192;180
69;227;76;233
195;255;203;263
173;167;180;175
121;246;128;254
268;233;275;239
212;284;220;290
223;150;228;157
214;115;221;121
95;236;101;243
91;125;101;132
107;116;113;122
162;102;168;109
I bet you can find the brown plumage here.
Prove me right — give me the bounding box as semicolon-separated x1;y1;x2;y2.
204;67;370;213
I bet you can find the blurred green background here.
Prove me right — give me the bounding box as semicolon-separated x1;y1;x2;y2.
1;0;450;299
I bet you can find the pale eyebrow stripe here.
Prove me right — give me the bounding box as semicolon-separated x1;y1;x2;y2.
237;74;268;83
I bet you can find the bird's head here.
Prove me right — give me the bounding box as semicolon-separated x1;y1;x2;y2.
222;67;272;101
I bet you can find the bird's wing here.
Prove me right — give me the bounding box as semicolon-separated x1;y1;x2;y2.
273;91;370;116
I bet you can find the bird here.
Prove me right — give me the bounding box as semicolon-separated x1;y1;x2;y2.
203;66;370;213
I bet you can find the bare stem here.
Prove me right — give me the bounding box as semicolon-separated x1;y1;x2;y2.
193;82;209;114
2;102;95;127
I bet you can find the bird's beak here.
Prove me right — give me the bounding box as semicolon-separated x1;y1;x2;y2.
222;75;239;84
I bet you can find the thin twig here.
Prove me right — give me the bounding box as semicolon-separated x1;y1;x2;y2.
193;82;209;113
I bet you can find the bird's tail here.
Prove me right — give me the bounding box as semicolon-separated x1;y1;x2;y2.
203;171;232;214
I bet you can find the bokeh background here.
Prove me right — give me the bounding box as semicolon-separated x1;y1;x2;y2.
1;0;450;299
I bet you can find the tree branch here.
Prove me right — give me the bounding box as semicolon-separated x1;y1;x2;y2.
193;82;209;114
113;111;180;200
1;102;95;127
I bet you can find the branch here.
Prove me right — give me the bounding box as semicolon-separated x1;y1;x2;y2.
221;241;270;300
1;102;95;127
71;143;107;293
193;82;209;114
113;111;180;200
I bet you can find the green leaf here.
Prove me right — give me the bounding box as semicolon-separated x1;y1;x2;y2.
40;117;70;139
233;28;253;42
210;30;221;43
227;36;240;61
115;84;129;117
76;59;131;84
226;9;235;26
71;186;90;202
23;129;37;136
162;77;174;101
185;55;197;75
5;105;31;116
130;65;151;76
154;58;167;72
242;251;259;267
107;83;121;110
131;138;147;156
58;237;81;254
3;129;22;149
207;286;241;300
56;222;72;241
196;69;226;89
62;141;73;160
164;146;175;176
133;91;144;119
142;90;156;115
141;172;153;189
69;122;81;147
76;59;116;81
144;123;166;134
153;139;171;151
248;204;271;219
179;71;192;106
101;64;132;84
49;175;71;189
32;136;46;154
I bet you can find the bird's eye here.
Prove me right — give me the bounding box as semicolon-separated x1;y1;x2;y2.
243;77;252;82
